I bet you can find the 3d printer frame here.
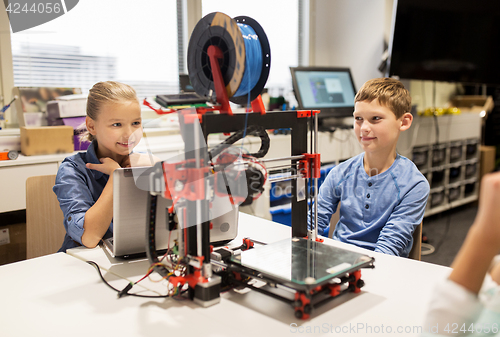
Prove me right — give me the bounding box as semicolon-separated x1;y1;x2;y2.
142;14;374;316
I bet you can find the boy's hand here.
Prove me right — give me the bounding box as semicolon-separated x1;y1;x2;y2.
472;171;500;252
86;157;121;176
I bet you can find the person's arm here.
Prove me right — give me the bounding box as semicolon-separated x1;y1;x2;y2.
54;162;95;246
422;173;500;337
81;157;121;248
375;179;429;256
422;277;484;337
448;172;500;294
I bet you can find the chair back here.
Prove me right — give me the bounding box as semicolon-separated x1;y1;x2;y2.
26;175;65;259
408;222;423;260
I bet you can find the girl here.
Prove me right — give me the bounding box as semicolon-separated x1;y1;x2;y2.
53;81;154;252
423;172;500;336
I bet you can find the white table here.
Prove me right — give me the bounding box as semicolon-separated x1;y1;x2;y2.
1;213;450;337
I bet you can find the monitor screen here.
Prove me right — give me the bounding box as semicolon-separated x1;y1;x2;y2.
388;0;500;85
290;67;357;118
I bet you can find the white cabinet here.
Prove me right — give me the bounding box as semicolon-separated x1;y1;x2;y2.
4;114;478;218
0;154;69;213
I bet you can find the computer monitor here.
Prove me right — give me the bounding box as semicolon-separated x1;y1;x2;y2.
290;67;357;119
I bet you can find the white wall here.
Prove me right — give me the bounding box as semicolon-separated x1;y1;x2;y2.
308;0;459;113
309;0;387;88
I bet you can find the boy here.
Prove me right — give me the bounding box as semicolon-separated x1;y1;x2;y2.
311;78;430;257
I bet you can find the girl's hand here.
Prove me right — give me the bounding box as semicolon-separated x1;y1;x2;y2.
86;157;121;176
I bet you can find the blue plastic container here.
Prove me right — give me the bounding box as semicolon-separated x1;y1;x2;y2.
269;164;336;226
269;204;292;226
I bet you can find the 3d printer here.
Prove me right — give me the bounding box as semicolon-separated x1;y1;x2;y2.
142;12;374;319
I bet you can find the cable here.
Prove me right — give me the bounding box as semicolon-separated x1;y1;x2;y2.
421;81;427;114
432;113;440;146
420;243;436;256
145;193;170;278
430;208;452;254
419;80;439;146
85;261;170;298
433;81;436;110
432;81;440;146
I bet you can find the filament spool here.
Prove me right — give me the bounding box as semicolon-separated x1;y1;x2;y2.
232;16;271;105
187;12;271;105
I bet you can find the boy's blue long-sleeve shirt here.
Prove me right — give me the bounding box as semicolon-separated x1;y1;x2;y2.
310;153;430;257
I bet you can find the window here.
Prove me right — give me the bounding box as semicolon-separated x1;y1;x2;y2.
10;0;179;98
201;0;299;105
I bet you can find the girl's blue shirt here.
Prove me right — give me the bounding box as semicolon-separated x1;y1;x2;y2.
53;140;113;252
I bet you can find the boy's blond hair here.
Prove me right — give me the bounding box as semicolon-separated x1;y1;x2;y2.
354;78;411;119
81;81;138;142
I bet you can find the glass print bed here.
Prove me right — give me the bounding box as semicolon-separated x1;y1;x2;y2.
231;238;374;290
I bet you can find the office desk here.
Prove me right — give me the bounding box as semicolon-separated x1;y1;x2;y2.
1;213;450;337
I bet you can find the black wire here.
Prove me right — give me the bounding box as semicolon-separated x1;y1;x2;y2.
432;114;440;146
86;261;170;298
432;81;440;146
433;81;436;109
421;81;426;112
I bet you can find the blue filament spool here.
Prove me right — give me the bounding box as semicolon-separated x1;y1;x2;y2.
231;16;271;105
233;23;263;98
187;13;271;105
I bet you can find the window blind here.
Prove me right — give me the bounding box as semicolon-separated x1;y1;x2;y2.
10;0;181;98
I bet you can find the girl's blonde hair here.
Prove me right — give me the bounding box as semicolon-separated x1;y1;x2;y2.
80;81;139;142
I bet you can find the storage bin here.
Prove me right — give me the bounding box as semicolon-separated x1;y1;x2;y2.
412;146;429;168
270;204;292;226
430;189;445;208
432;144;446;167
270;180;292;202
465;162;477;178
449;141;463;163
464;182;477;198
431;169;445;188
466;139;479;159
448;166;461;184
448;185;462;202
